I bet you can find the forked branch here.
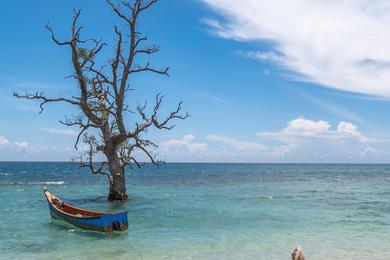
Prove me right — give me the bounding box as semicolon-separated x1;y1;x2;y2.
13;92;79;113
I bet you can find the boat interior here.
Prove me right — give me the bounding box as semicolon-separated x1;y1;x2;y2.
44;190;105;218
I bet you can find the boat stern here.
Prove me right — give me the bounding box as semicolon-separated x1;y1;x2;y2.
102;211;128;232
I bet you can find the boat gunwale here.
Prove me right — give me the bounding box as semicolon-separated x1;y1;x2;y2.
44;189;127;220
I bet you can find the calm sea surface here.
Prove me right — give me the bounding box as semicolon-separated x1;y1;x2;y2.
0;162;390;259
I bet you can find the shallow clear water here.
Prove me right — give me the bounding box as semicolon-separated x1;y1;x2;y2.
1;162;390;259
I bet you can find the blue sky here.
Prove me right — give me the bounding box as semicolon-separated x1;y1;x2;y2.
1;0;390;162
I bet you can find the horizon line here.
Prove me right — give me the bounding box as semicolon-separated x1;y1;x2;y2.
1;161;390;165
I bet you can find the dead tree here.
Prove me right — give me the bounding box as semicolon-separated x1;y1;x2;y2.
14;0;188;201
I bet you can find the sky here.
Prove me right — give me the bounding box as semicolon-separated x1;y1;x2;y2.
1;0;390;163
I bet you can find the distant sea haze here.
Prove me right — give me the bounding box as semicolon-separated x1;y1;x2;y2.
1;162;389;259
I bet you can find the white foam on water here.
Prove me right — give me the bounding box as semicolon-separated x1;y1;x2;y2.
29;181;65;185
44;181;65;185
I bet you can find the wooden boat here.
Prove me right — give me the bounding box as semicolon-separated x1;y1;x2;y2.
43;188;128;233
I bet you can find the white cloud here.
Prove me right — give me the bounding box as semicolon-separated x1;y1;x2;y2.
15;142;29;152
257;117;368;143
337;121;368;143
283;118;330;136
0;136;10;146
41;128;78;137
256;117;382;161
160;134;209;153
258;118;331;141
207;135;265;151
201;0;390;97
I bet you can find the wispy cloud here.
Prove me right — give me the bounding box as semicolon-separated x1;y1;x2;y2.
158;121;389;162
196;91;226;103
160;134;266;162
208;135;265;151
41;128;78;137
0;133;76;160
160;134;209;153
297;91;367;124
0;136;10;146
237;50;285;65
12;81;53;90
15;141;29;152
201;0;390;97
0;96;41;112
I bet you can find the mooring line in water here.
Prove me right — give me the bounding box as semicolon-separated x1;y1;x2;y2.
128;236;144;260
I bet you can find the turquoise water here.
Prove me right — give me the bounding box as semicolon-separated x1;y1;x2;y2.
1;163;390;259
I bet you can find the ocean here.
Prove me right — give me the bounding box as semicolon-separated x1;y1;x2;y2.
0;162;389;259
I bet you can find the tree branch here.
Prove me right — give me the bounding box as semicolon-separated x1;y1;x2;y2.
13;92;80;113
128;94;189;138
129;62;169;76
74;134;108;175
106;0;131;23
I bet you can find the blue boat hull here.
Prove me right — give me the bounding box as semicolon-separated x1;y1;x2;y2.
44;189;128;233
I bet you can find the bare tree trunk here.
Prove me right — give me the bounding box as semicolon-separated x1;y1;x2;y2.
107;151;128;201
102;121;128;201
